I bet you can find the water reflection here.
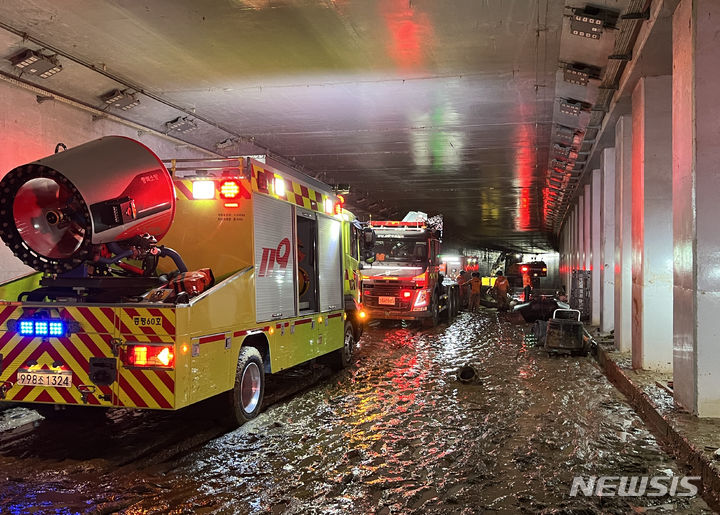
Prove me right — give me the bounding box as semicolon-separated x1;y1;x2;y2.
0;311;711;513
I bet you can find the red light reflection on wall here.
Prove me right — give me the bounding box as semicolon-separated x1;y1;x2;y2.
381;0;433;69
514;124;535;231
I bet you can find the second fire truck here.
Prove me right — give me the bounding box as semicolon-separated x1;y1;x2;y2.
360;212;459;327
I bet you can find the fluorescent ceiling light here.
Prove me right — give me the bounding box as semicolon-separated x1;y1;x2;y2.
9;49;62;78
166;116;198;133
101;89;140;110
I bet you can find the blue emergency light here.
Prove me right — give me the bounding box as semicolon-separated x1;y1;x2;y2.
17;319;67;337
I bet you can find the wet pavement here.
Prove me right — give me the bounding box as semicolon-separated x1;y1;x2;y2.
0;309;713;514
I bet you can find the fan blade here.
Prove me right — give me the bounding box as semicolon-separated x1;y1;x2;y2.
13;177;87;259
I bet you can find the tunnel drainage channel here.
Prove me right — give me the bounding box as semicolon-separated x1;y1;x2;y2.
594;345;720;511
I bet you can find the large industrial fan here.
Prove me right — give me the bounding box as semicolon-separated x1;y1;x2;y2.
0;136;186;301
0;136;177;274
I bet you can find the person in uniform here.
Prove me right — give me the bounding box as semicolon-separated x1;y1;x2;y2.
493;270;510;311
457;270;469;308
468;272;482;313
522;271;532;302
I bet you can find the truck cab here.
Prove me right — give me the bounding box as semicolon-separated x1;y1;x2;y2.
360;213;459;327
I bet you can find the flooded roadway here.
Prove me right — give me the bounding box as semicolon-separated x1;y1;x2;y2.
0;309;712;514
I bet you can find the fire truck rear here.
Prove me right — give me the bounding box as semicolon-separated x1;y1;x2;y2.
0;136;371;426
361;212;459;327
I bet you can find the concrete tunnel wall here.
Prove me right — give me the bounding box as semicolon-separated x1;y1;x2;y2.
556;0;720;419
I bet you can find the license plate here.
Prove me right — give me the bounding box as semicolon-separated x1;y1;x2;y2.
17;370;72;388
379;296;396;306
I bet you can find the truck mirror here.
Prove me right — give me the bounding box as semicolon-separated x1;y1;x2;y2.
362;227;376;248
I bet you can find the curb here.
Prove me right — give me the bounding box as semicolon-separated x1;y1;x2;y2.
595;346;720;511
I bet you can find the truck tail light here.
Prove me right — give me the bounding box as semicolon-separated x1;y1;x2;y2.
401;290;412;299
192;180;215;200
123;344;175;368
521;266;529;273
219;180;240;199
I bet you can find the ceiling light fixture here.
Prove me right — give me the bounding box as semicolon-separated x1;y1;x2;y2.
563;65;590;86
553;144;572;158
559;99;586;117
9;49;62;78
332;184;350;195
552;159;574;171
570;9;604;40
165;116;198;133
555;127;586;147
100;89;140;110
555;125;576;143
215;138;236;149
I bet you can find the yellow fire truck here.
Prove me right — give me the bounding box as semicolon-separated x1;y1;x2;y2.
0;136;371;426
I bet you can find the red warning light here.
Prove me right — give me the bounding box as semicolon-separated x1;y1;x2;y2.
219;180;241;199
334;194;345;215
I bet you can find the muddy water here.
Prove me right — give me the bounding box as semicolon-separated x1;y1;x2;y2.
0;310;712;513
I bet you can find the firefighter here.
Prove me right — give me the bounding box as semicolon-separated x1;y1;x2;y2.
493;270;510;311
522;271;532;302
469;272;482;313
457;270;469;307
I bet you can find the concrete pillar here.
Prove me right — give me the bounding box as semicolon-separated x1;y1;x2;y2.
631;76;673;372
673;0;720;416
577;196;584;272
584;183;591;272
565;211;572;298
571;206;577;297
600;148;615;334
591;170;601;326
570;205;576;278
614;115;632;353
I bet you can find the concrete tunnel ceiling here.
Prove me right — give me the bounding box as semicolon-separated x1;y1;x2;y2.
0;0;643;253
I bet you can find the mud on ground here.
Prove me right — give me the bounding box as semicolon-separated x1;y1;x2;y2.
0;310;712;514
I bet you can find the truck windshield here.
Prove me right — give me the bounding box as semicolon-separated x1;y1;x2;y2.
374;238;427;264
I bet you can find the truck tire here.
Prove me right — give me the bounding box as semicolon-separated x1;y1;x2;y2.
227;346;265;427
444;291;455;324
326;321;355;371
453;288;460;317
423;293;439;328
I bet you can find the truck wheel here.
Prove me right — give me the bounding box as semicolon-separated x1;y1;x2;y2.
444;291;455;324
227;346;265;427
423;293;439;328
326;321;355;371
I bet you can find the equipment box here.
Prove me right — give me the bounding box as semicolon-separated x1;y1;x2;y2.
544;309;587;355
